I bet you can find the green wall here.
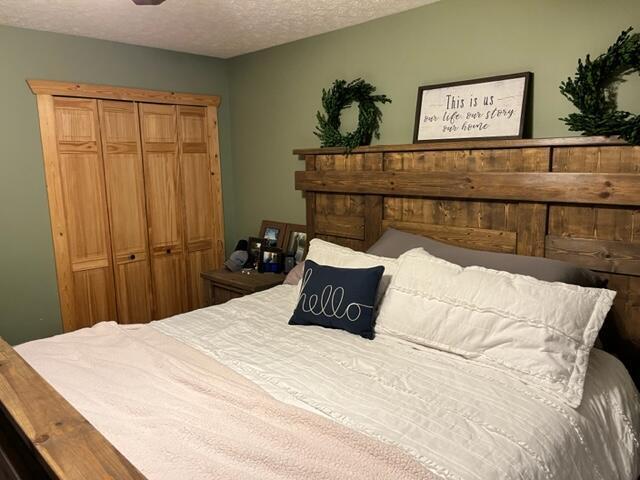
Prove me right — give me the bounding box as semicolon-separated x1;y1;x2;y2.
228;0;640;241
0;25;235;344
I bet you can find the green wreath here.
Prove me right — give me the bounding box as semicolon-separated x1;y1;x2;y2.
314;78;391;151
560;27;640;145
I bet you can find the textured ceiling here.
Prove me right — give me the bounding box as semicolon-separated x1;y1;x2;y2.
0;0;440;58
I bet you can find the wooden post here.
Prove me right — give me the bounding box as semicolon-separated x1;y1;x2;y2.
363;153;383;250
304;155;316;242
364;195;383;250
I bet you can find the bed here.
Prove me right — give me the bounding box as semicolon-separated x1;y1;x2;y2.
1;136;639;479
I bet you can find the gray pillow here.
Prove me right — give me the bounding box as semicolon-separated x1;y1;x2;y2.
367;229;606;288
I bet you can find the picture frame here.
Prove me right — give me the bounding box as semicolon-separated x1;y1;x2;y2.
259;220;287;249
247;236;267;270
413;72;531;143
259;247;283;274
283;224;307;264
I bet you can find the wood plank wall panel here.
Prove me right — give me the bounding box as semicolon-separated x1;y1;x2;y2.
306;148;550;254
547;146;640;374
604;275;640;339
296;170;640;205
547;147;640;268
549;147;640;243
297;139;640;387
309;152;385;249
313;154;365;248
361;153;384;248
381;220;517;253
315;235;365;251
545;236;640;275
383;148;549;254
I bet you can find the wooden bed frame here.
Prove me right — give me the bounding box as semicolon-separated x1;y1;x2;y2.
0;136;638;478
293;136;640;388
0;339;143;479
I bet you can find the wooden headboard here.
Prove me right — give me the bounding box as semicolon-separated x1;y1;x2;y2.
294;136;640;385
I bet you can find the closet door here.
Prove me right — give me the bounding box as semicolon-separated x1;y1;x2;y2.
139;103;188;319
98;100;153;323
51;97;117;329
178;106;219;309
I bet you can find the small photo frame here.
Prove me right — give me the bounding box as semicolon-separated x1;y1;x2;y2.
413;72;531;143
248;236;267;270
260;247;283;273
283;224;307;264
259;220;287;249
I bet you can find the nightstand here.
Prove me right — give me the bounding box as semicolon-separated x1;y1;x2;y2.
201;269;286;306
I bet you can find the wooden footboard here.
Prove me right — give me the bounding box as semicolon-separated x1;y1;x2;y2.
0;339;144;480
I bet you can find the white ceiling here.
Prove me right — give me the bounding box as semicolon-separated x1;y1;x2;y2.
0;0;439;58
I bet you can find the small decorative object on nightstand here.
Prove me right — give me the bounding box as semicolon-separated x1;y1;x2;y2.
248;237;267;270
224;239;249;272
201;269;285;306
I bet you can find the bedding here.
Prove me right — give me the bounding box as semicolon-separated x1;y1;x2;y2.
156;285;640;480
16;285;639;480
157;287;639;480
367;228;606;287
376;248;616;407
288;260;384;339
16;322;431;480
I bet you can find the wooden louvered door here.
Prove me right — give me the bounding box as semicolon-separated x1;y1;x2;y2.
34;81;225;331
139;103;188;319
98;100;153;323
178;106;221;309
47;97;117;330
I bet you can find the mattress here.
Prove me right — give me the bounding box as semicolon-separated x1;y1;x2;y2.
17;284;640;480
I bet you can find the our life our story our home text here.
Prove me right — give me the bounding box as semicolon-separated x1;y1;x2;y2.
422;93;516;134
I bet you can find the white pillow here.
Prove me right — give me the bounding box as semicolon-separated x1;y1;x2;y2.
376;248;616;407
303;238;398;307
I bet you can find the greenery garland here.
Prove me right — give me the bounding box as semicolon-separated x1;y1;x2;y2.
314;78;391;151
560;27;640;145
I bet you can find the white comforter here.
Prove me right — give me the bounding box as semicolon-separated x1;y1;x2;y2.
17;322;432;480
151;285;640;480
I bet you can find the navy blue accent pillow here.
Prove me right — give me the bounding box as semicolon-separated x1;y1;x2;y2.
288;260;385;339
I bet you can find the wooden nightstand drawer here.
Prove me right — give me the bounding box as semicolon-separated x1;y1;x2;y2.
201;269;286;306
210;285;244;305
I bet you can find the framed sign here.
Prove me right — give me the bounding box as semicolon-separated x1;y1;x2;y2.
413;72;531;143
